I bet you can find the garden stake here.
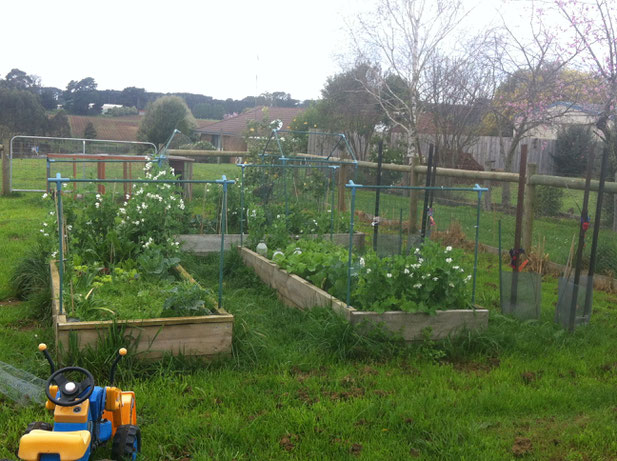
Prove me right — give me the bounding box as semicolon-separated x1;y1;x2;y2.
330;167;336;240
421;144;434;241
498;220;503;310
509;145;528;308
240;165;245;246
584;145;609;319
346;181;357;307
569;147;595;331
472;184;483;305
373;140;384;252
219;176;228;309
398;208;403;255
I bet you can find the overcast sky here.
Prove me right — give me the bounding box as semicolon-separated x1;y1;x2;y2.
2;0;516;102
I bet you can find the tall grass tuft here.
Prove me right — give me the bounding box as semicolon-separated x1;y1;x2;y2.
9;243;51;319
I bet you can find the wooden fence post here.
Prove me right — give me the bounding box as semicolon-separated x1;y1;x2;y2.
522;163;537;253
2;138;10;196
408;156;419;233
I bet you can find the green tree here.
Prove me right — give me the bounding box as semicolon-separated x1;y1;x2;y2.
1;68;39;90
48;110;71;137
192;102;225;119
551;125;597;177
137;96;196;147
64;77;99;115
0;88;48;136
317;63;383;161
83;121;97;139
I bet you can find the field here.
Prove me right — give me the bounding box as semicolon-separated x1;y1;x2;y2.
2;163;617;459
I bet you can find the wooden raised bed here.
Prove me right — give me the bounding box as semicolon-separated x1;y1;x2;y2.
50;262;233;359
239;247;488;341
178;232;366;255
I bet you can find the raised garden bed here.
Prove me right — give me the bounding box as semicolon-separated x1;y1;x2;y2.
240;247;488;341
178;232;366;255
50;262;233;359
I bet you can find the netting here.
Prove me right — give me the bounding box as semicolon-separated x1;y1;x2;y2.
500;272;542;320
555;276;593;329
0;361;46;405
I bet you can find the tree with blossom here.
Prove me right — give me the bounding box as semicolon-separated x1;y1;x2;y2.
549;0;617;158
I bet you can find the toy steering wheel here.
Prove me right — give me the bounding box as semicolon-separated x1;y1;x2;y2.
45;367;94;407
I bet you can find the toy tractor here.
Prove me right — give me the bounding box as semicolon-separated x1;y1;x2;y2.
5;344;141;461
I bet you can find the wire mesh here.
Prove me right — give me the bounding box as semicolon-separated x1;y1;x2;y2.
555;276;593;329
500;272;542;320
0;360;46;405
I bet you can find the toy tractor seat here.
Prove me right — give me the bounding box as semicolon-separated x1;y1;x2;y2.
18;430;91;461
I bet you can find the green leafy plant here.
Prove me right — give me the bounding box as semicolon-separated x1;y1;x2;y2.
162;282;215;317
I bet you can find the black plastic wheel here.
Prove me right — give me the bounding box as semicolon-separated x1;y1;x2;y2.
111;425;141;461
24;421;53;434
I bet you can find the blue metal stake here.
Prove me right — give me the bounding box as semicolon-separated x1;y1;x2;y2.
330;167;335;241
55;173;64;315
240;166;245;247
282;157;289;217
346;182;357;308
472;184;483;305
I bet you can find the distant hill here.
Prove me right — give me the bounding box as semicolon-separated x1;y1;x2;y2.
67;115;216;142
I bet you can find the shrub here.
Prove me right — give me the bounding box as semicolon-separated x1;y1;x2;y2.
552;125;596;177
9;243;52;318
534;185;564;217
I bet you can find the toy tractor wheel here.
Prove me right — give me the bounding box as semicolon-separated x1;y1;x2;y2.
111;424;141;460
24;421;52;434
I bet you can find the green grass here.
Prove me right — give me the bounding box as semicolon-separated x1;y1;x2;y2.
3;172;617;459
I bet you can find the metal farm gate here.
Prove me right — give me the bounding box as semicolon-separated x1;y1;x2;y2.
9;136;157;192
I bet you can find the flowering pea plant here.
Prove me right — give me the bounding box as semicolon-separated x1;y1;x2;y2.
274;239;472;314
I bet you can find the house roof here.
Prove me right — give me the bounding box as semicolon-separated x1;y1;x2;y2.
194;106;304;136
549;101;604;115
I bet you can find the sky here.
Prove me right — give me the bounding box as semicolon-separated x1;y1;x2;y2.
2;0;518;102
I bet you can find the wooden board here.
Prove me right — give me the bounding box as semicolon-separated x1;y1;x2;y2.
240;247;488;341
50;262;233;359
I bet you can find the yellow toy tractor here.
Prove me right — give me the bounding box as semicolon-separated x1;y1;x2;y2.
3;344;140;461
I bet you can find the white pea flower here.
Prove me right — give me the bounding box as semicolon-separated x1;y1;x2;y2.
43;233;49;237
432;277;438;281
446;258;453;264
366;268;371;274
404;268;410;274
453;266;460;270
49;211;55;215
95;202;100;208
66;225;72;231
449;283;455;288
51;251;58;258
42;193;48;199
359;257;365;267
418;258;424;264
445;246;452;252
413;283;422;289
465;275;472;283
414;248;420;254
43;222;48;227
386;273;392;278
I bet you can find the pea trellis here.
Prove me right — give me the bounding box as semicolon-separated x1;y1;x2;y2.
47;173;236;316
345;181;489;306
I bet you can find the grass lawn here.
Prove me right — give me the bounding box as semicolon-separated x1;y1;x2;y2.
2;166;617;459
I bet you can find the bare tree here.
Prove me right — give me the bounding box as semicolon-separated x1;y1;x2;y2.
423;38;494;168
349;0;469;162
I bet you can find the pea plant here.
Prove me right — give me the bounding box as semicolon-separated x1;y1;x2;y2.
273;239;472;314
40;164;216;321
